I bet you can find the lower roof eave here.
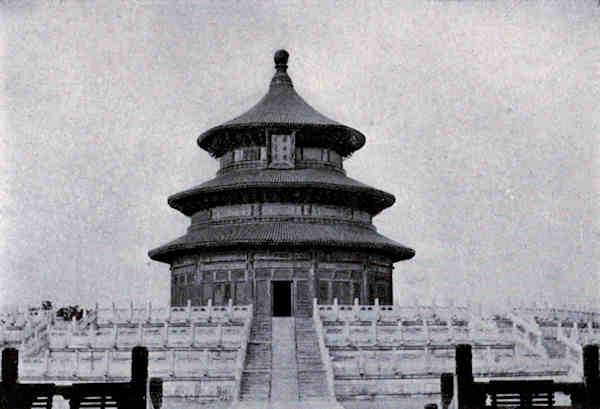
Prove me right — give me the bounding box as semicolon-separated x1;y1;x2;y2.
148;241;415;264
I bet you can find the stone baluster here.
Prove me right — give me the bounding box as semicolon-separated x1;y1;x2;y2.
353;298;359;320
486;346;493;373
371;320;377;346
374;298;380;321
342;320;350;346
358;348;365;376
130;300;135;322
138;322;143;345
333;298;339;321
203;349;210;377
186;299;192;322
227;298;233;321
424;318;430;344
167;304;172;322
146;300;152;322
399;320;405;345
218;323;224;347
424;346;430;373
67;318;75;348
190;323;195;347
33;327;39;347
104;350;110;377
169;349;175;377
112;323;118;348
43;349;50;378
87;322;93;349
557;320;563;339
163;322;169;347
74;349;80;377
207;299;213;321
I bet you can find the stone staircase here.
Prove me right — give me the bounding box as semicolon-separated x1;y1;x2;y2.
235;313;343;409
295;317;329;399
239;317;272;400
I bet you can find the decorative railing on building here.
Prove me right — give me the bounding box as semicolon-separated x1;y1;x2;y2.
312;298;336;399
313;299;577;391
231;304;253;401
1;300;252;402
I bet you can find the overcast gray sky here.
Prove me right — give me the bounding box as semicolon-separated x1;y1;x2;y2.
1;0;599;311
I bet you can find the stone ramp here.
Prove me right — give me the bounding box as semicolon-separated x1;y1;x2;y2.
271;317;299;400
239;315;338;405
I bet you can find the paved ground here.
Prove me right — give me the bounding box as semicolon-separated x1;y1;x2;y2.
229;399;345;409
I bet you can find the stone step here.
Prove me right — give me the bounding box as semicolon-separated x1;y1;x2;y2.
294;318;329;399
245;343;271;370
240;371;270;400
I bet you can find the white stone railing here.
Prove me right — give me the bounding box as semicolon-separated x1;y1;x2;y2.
94;299;246;325
316;298;471;323
503;311;548;360
9;303;253;382
232;304;253;401
555;322;584;378
517;304;600;323
327;344;567;378
312;298;336;399
314;300;581;379
44;304;252;351
0;315;53;356
16;347;240;380
316;299;504;347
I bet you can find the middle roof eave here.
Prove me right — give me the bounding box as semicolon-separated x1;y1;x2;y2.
167;168;396;215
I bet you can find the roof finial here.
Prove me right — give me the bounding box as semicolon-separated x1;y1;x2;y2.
274;49;289;72
271;49;293;88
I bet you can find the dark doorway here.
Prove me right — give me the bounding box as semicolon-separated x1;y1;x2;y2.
272;281;293;317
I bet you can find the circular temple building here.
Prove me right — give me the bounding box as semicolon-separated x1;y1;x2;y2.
149;50;414;318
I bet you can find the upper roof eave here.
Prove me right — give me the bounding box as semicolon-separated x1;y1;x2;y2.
196;50;366;157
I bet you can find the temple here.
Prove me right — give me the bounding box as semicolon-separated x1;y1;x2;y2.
149;49;415;316
1;51;599;409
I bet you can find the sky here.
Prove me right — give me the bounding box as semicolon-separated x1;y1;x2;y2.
1;0;599;312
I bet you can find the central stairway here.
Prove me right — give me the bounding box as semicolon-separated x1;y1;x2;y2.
234;314;344;409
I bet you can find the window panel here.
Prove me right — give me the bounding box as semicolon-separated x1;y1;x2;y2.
319;280;329;304
270;134;294;168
